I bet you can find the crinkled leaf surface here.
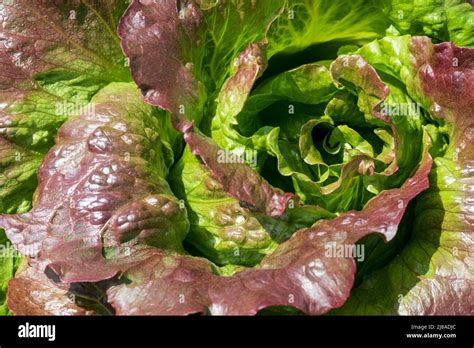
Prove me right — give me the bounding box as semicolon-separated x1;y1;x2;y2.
1;0;472;316
382;0;474;46
119;0;295;217
0;0;131;314
0;78;432;315
169;146;335;266
1;83;186;286
107;149;430;315
332;37;474;315
118;0;284;126
7;260;97;316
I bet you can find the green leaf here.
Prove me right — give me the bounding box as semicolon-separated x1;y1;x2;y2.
211;62;338;169
169;146;334;266
382;0;474;47
0;0;132;209
202;0;285;89
119;0;285;129
331;37;474;315
0;231;20;315
267;0;391;57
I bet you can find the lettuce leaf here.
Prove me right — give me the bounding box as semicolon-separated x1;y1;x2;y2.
1;0;472;316
7;260;100;315
90;0;433;314
0;0;131;314
0;77;432;315
266;0;391;57
332;36;474;315
119;0;296;216
107;147;431;315
169;146;335;266
118;0;284;127
1;82;187;284
382;0;474;46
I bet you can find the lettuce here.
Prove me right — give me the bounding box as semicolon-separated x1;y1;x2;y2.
0;0;472;315
331;36;474;314
0;0;131;314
